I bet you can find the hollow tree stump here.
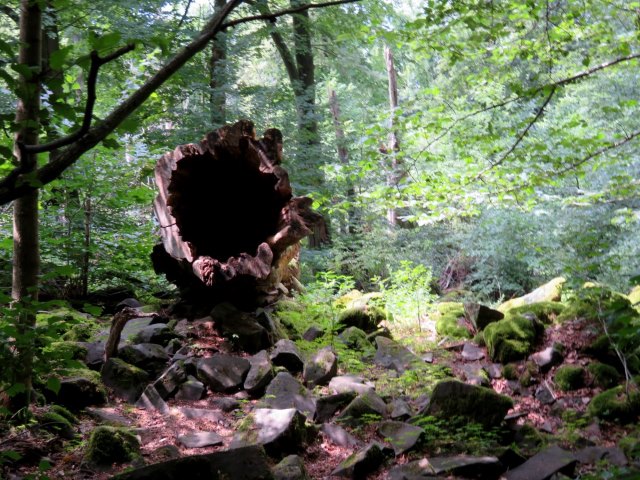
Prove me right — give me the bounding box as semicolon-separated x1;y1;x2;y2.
151;120;324;309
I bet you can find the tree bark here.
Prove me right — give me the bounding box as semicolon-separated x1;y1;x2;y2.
209;0;227;125
11;0;42;412
151;120;323;309
384;44;401;227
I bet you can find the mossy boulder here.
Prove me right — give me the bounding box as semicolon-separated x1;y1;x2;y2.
101;358;150;402
557;285;638;325
37;411;75;439
587;362;621;389
588;386;640;424
629;286;640;312
554;365;585;391
483;314;543;363
336;306;386;333
49;367;107;410
433;302;471;339
423;380;513;428
503;364;518;380
50;404;79;424
498;277;565;312
619;435;640;462
337;326;372;351
508;302;566;324
85;426;140;465
43;341;88;364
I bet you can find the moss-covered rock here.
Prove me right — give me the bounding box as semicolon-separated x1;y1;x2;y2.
587;362;621;389
337;327;372;351
101;358;149;402
554;365;585;391
433;302;471;339
498;277;565;312
50;404;79;424
37;411;75;438
508;302;566;324
84;426;140;465
587;386;640;424
557;286;638;324
619;434;640;462
336;306;386;333
48;368;107;410
483;314;543;363
628;286;640;311
519;361;538;387
503;364;518;380
43;341;88;364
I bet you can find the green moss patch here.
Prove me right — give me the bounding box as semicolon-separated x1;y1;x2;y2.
587;386;640;424
587;362;621;389
483;314;542;363
508;302;565;324
433;302;471;339
554;365;585;391
85;426;140;465
38;411;75;438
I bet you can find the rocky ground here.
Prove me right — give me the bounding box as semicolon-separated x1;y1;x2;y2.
1;280;640;479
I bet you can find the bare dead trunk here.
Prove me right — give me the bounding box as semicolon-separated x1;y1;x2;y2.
384;44;401;227
11;0;42;412
151;120;323;309
209;0;227;125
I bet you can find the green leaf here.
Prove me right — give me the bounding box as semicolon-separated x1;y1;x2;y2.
82;303;102;316
5;382;26;397
46;377;61;395
91;32;122;52
101;137;120;149
10;63;33;80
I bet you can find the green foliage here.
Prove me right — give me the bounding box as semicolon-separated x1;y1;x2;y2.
411;415;503;456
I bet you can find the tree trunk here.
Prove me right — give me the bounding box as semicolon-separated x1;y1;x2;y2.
328;89;356;233
11;0;42;412
209;0;227;125
384;44;401;227
151;120;323;310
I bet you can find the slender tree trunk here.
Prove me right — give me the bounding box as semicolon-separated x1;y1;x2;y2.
209;0;227;125
81;196;92;298
328;89;355;233
11;0;42;412
384;44;401;227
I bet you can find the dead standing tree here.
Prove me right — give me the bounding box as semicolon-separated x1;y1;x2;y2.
151;120;323;308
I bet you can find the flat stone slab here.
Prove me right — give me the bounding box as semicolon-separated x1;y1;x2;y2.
197;354;250;393
374;336;421;373
389;455;503;480
177;431;224;448
461;342;485;361
136;384;170;414
321;423;360;448
232;408;308;457
330;442;387;478
85;407;132;426
504;445;577;480
575;446;627;467
378;421;423;456
329;375;375;395
176;407;225;422
263;372;316;418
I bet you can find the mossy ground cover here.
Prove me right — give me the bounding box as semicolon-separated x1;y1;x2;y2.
483;314;542;363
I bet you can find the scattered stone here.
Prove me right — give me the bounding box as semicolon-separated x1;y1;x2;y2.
244;350;274;396
461;363;490;387
232;408;308;457
534;384;556;405
273;454;310;480
37;411;75;439
464;303;504;331
136;384;170;414
587;362;621;389
111;445;271;480
84;426;140;466
175;376;205;401
389;398;412;420
504;445;576;480
115;298;143;312
151;361;187;399
118;343;171;377
321;423;360;448
378;421;423;455
117;317;154;343
196;354;250;393
337;390;387;427
329;375;375;395
131;323;178;346
530;344;564;373
374;336;421;373
302;326;324;341
85;407;132;426
315;392;357;423
303;346;338;387
575;446;628;467
211;303;271;353
486;363;503;379
81;340;107;369
389;455;503;480
177;431;224;448
101;358;150;402
461;342;485;361
177;407;224;422
337;327;372;351
209;397;240;412
270;339;304;373
330;442;387;478
164;338;183;355
152;444;181;461
433;302;471;339
424;380;512;428
422;352;434;363
54;369;107;410
263;372;316;418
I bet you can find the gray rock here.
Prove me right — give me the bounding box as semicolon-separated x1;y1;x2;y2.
231;408;308;458
263;372;316;418
389;455;503;480
303;346;338;387
273;454;310;480
321;423;360;448
177;407;225;422
244;350;274;396
211;303;271;353
535;384;556;405
373;336;421;373
118;343;170;376
136;384;170;414
177;431;224;448
196;354;250;393
80;340;106;369
110;445;272;480
175;376;205;401
461;363;490;387
55;374;107;410
461;342;485;361
85;407;132;426
530;344;564;373
337;327;372;351
486;363;503;379
424;380;512;428
101;358;150;403
115;298;143;312
464;302;504;331
209;397;240;412
337;391;387;427
329;375;375;395
330;442;387;478
389;398;412;420
422;352;434;363
152;360;187;399
315;392;356;423
504;445;577;480
164;338;183;355
575;446;627;467
118;317;154;343
302;326;324;342
378;421;423;456
131;323;179;346
270;339;304;373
